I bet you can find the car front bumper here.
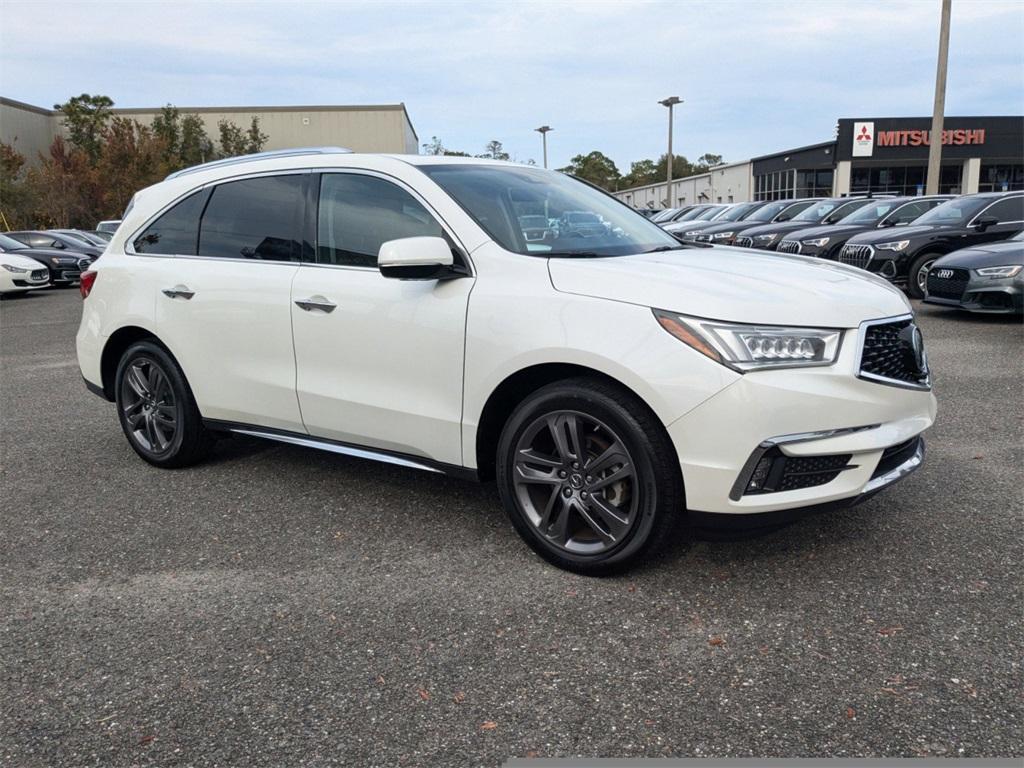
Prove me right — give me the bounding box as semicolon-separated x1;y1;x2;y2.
924;273;1024;314
665;338;936;516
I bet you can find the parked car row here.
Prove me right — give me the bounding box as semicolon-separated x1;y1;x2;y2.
0;227;109;294
643;192;1023;311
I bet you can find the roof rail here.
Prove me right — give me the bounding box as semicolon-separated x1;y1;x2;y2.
165;146;353;180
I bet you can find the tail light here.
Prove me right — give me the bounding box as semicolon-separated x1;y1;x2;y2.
80;270;98;299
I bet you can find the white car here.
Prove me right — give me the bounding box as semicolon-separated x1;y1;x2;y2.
0;250;50;294
77;149;936;574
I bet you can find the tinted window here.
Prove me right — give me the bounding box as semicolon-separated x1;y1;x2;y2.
134;189;210;254
198;175;304;261
883;200;932;225
980;196;1024;224
317;173;444;268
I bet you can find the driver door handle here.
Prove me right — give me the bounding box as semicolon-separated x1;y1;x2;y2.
162;285;195;300
295;296;337;313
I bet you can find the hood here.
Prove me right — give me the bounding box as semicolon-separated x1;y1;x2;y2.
739;221;820;238
693;220;766;236
933;240;1024;269
0;252;48;270
781;223;872;242
548;247;911;328
847;223;951;244
7;247;84;263
664;219;720;234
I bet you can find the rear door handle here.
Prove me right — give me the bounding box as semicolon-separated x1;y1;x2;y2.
162;285;195;300
294;296;337;313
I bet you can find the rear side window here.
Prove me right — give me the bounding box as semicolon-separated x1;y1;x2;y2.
317;173;444;268
980;196;1024;224
133;189;210;254
197;175;305;261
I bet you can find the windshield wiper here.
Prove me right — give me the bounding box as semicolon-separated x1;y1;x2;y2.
640;245;687;253
544;251;604;258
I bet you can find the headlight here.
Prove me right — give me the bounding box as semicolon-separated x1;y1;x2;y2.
683;230;703;236
975;265;1022;278
653;310;842;371
2;263;29;274
753;233;777;244
711;231;734;240
876;240;910;252
802;237;830;248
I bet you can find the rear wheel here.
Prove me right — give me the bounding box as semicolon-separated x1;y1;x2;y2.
907;252;940;299
115;341;214;468
496;378;683;575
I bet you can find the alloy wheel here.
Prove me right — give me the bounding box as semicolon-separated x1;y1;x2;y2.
917;259;936;294
120;357;178;453
511;410;640;555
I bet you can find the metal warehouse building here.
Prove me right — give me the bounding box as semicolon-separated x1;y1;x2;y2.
616;115;1024;208
0;97;419;163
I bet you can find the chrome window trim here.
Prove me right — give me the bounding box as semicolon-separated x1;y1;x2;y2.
852;313;932;392
966;194;1024;228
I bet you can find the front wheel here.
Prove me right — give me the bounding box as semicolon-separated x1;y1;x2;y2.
496;378;683;575
907;253;940;299
115;340;214;468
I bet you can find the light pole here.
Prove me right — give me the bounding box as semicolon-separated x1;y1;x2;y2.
659;97;682;207
925;0;952;195
535;125;552;169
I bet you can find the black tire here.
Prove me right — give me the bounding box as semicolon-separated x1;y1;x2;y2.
114;340;214;468
496;377;684;575
907;252;940;299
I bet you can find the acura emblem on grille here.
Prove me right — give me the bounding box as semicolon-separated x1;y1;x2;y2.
934;269;954;279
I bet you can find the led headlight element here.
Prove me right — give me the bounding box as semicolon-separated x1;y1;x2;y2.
975;265;1022;278
711;231;734;240
802;237;830;248
1;263;29;273
654;310;842;371
753;233;778;244
876;240;910;252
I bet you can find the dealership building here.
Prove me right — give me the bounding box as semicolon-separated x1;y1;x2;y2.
0;97;420;163
616;116;1024;208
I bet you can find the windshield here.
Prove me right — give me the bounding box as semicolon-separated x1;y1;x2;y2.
744;201;790;222
675;206;713;222
650;208;678;222
420;164;682;257
837;200;902;224
0;234;26;251
792;201;846;222
912;197;988;226
715;202;761;222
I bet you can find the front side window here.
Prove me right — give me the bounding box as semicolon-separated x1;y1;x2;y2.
882;200;931;226
133;188;210;254
419;164;682;257
978;196;1024;224
838;201;900;225
197;175;304;261
318;173;445;268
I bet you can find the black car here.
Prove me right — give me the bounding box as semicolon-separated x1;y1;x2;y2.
839;192;1024;298
667;201;768;241
634;208;664;219
693;198;821;246
924;231;1023;314
655;204;723;226
51;228;110;247
558;211;607;237
776;196;952;259
6;230;104;260
0;233;89;286
731;197;880;251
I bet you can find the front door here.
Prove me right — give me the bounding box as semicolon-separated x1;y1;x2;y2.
291;172;474;465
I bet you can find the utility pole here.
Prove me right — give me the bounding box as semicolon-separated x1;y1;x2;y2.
534;125;552;169
926;0;952;195
659;97;682;207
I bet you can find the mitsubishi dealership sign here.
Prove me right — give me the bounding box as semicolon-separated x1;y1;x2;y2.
852;121;874;156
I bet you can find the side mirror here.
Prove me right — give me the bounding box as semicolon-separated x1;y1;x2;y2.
973;215;998;231
378;236;455;280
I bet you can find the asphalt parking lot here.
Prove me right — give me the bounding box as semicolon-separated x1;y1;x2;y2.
1;287;1021;766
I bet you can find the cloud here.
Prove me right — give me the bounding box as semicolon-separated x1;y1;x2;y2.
1;0;1020;170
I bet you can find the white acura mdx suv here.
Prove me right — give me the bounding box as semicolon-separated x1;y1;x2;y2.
77;148;936;574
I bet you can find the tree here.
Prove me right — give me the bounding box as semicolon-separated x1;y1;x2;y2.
558;151;621;190
245;117;268;154
621;158;659;189
695;153;724;170
151;105;181;162
0;143;30;228
217;119;247;157
54;93;114;161
179;114;214;167
478;140;510;161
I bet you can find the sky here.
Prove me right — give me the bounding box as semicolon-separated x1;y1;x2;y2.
2;0;1022;172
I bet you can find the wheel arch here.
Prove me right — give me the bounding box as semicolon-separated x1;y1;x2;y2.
99;326;179;401
473;362;677;482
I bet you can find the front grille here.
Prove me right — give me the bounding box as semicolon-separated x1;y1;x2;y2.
871;437;922;480
926;267;969;301
78;257;93;270
777;240;801;254
742;448;853;496
839;244;873;270
30;269;47;280
859;317;930;388
734;236;754;248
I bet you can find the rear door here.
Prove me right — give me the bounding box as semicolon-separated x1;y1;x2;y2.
290;171;473;465
137;173;309;432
